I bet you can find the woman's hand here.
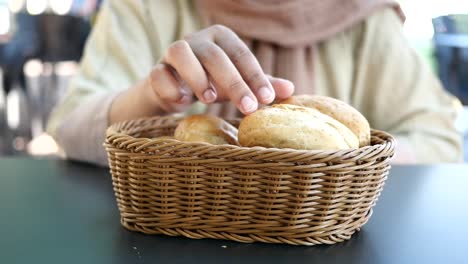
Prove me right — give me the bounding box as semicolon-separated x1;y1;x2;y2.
109;25;294;124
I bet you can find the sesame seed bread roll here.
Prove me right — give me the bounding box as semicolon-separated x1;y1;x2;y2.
238;104;359;150
281;95;371;147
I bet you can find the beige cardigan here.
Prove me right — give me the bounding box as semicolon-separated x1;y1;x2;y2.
47;0;463;166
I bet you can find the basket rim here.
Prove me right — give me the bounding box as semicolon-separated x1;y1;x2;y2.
105;115;396;160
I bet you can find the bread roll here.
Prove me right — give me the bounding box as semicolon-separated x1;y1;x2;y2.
281;95;371;147
238;104;359;150
174;114;239;145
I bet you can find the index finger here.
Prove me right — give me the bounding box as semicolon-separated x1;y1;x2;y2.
191;25;275;105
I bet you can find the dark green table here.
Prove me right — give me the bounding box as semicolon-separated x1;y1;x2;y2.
1;158;467;264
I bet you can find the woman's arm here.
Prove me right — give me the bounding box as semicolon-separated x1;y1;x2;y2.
47;0;161;166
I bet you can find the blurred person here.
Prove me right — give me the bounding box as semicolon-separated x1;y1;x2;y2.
0;12;39;94
47;0;463;166
37;14;91;62
433;15;468;105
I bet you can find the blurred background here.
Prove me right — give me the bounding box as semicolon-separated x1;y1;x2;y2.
0;0;467;162
0;0;99;158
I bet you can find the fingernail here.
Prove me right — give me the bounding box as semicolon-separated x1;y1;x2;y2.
240;96;257;113
176;95;190;104
258;86;274;102
203;88;216;102
180;87;190;95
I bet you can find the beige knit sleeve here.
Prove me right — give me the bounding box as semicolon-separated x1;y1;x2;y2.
351;8;463;163
46;0;164;166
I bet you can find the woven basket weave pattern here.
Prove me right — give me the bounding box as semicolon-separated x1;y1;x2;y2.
105;116;395;246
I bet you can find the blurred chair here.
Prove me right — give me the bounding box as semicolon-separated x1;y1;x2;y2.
432;14;468;105
24;60;77;138
5;83;31;155
0;67;7;154
20;59;75;157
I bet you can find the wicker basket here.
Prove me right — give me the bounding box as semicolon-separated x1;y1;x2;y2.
105;115;395;246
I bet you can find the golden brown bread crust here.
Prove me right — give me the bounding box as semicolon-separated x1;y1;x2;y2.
281;95;371;147
174;114;239;145
238;104;359;150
